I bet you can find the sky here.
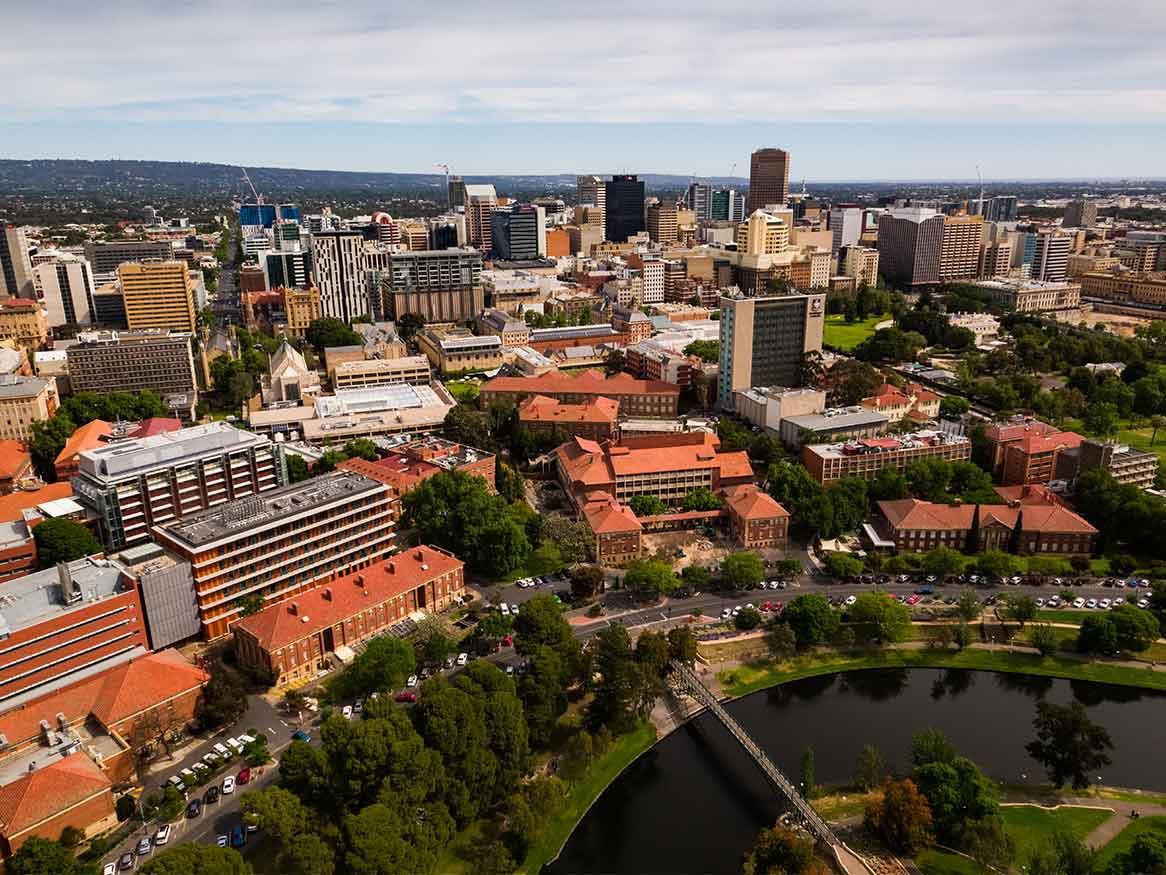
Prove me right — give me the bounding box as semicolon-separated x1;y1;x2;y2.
2;1;1164;180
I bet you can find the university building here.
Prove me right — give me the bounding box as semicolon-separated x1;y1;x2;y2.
481;369;681;418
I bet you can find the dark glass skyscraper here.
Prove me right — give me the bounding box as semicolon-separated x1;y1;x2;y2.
604;175;645;244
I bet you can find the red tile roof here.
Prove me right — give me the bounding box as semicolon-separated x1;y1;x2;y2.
0;650;209;748
582;494;642;535
1013;431;1083;455
555;432;753;487
518;394;620;425
0;481;75;523
233;545;463;652
0;440;31;482
723;484;790;521
992;484;1066;506
0;754;111;838
985;419;1059;443
878;498;1096;535
54;420;113;469
483;368;680;399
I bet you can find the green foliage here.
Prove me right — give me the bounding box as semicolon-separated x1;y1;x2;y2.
1027;831;1098;875
139;845;254;875
940;395;971;417
31;517;101;565
286;453;311;483
735;606;763;630
306;317;361;353
1084;401;1121;439
853;326;927;363
914;756;1000;844
442;405;493;451
720;551;764;590
855;743;889;792
783;594;841;647
570;564;605;600
519;645;568;749
1030;623;1059;657
766;620;798;658
1108;604;1161;651
1026;701;1113;790
742;824;820;875
667;626;698;664
196;666;247;729
623;558;679;599
823;551;864;578
342;800;454;875
679;563;710;591
404;470;531;577
869;465;909;501
28;390;167;480
627;494;668;517
683;339;720;362
849;591;911;643
587;624;644;734
799;746;816;798
331;636;415;700
494;458;525;503
7;837;88;875
976;549;1023;578
680;486;723;511
912;728;957;768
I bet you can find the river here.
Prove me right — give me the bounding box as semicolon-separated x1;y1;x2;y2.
546;668;1166;874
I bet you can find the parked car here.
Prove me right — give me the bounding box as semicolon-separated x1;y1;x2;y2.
844;595;857;607
231;825;247;848
213;742;231;758
118;852;134;871
166;774;185;793
237;767;251;785
456;652;468;666
136;837;152;856
395;690;418;703
407;675;418;687
226;737;244;754
154;824;170;846
186;799;202;819
104;863;117;875
1086;598;1098;609
1100;599;1112;610
353;699;363;714
222;775;236;795
204;785;219;805
1073;598;1086;608
292;729;312;743
217;835;228;848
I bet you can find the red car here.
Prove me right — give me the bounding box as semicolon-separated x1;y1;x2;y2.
236;767;251;785
395;690;418;703
761;601;772;612
502;635;514;647
905;595;920;606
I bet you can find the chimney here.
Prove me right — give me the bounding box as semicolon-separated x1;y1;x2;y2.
288;602;298;615
387;561;396;574
56;712;67;730
414;549;424;561
322;588;332;601
356;574;364;586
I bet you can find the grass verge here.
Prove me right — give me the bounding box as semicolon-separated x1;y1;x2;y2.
1095;816;1166;867
999;804;1112;861
915;848;981;874
717;647;1166;700
519;721;658;874
822;313;891;351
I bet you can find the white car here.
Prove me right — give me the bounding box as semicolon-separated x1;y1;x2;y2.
1099;599;1112;610
844;595;857;607
456;652;468;666
342;705;354;719
221;776;235;795
1138;598;1151;609
155;823;171;845
213;742;230;758
720;608;732;619
103;864;117;875
1073;598;1086;608
217;835;229;847
1034;598;1045;608
1114;597;1125;607
731;606;741;616
1047;596;1061;608
1086;598;1098;609
500;603;511;616
407;675;418;688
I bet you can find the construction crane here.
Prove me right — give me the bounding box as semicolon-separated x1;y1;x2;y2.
976;165;984;214
240;167;263;204
434;163;451;209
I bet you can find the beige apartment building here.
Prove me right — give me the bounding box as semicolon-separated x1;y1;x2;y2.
283;287;322;337
118;260;197;333
646;201;679;245
1068;254;1121;277
978;242;1012;278
1078;271;1166;307
0;375;58;441
842;247;880;286
332;356;431;390
939;214;985;281
736;210;790;255
0;299;49;352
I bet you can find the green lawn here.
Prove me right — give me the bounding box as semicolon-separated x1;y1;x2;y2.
823;313;891;351
444;380;481;404
1034;609;1088;625
1064;417;1166;466
519;722;658;873
1000;804;1112;861
916;848;981;874
1095;816;1166;867
718;646;1166;700
496;542;565;584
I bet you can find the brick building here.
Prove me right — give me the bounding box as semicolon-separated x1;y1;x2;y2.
232;545;464;688
723;484;790;550
580;495;643;566
517;394;619;441
860;383;941;423
984;419;1084;485
801;431;971;485
876;497;1097;556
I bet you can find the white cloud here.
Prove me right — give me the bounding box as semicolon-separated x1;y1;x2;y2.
3;0;1165;124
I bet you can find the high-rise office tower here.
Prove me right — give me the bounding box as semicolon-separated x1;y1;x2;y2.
264;248;312;289
464;184;498;252
0;223;35;298
428;214;466;249
576;176;607;239
310;230;367;321
975;195;1019;222
711;189;746;223
736;210;790;255
84;240;174;275
376;249;484;323
118;260;197;332
746;148;790;213
1063;199;1098;228
604;175;645;244
876;208;946;287
1032;232;1072;282
35;253;97;327
829;206;864;254
717;290;825;406
939;214;985;281
979;242;1013;278
686;183;713;220
448;176;466;209
492;206;544;260
646;201;679;245
239;203;276;234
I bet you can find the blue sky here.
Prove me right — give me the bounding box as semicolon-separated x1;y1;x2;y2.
2;1;1164;179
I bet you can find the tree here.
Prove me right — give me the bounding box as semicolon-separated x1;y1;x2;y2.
1026;831;1097;875
1007;595;1038;627
31;517;101;565
914;756;1000;844
442;406;492;452
604;348;626;376
558;729;595;783
683;339;719;363
1113;833;1166;875
742;824;821;875
570;564;605;601
977;549;1022;579
139;845;254;874
720;551;764;590
667;626;697;665
238;593;264;617
306;317;361;353
623;558;679;600
587;624;642;733
280;834;336;875
333;636;415;699
823;551;864;579
1107;603;1161;651
513;594;577;664
6;837;86;875
940;395;971;417
679;486;723;511
1084;401;1121;439
855;744;888;792
543;515;592;564
959;815;1015;871
911;728;956;768
196;666;247;729
1030;623;1058;657
679;563;710;591
799;747;816;798
286;453;311;483
849;591;911;643
1026;701;1113;790
420;626;453;667
734;606;763;630
518;645;567;748
342;438;378;461
495;459;525;503
864;778;933;855
955;591;981;623
869;465;909;502
342;800;453;875
239;787;309;844
396;313;425;342
782;595;840;647
921;546;965;576
766;621;797;659
628;494;668;517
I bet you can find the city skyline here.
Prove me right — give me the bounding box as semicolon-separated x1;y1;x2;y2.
2;1;1164;178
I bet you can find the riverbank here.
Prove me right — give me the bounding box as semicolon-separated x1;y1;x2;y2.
717;645;1166;699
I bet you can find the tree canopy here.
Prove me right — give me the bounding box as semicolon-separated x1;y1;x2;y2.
31;517;101;565
1026;701;1113;790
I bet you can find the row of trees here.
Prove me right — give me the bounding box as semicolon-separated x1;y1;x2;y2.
626;487;722;517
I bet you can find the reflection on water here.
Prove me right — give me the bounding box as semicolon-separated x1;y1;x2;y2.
547;669;1166;875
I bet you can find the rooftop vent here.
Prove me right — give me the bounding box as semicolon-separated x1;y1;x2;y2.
287;602;297;615
322;589;332;601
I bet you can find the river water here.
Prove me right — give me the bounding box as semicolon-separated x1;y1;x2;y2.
546;668;1166;874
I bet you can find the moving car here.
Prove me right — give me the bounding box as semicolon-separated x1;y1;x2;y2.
291;729;311;743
